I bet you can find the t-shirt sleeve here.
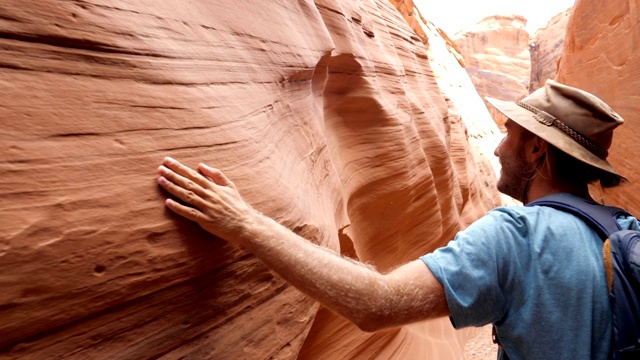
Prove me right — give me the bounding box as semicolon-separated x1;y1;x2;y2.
420;208;529;329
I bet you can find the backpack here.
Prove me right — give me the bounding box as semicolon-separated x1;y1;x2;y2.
528;193;640;360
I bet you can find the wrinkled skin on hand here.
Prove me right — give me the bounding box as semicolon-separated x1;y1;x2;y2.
157;157;256;244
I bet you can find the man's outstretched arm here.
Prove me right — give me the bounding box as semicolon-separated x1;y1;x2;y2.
156;157;449;332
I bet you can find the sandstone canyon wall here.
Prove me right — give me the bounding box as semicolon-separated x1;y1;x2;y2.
453;15;531;129
529;8;573;92
556;0;640;215
388;2;507;206
0;1;503;359
387;0;429;45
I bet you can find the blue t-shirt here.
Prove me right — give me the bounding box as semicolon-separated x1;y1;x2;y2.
421;205;640;360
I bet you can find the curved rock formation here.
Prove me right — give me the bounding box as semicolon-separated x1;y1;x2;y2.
388;0;429;45
0;0;502;358
556;0;640;214
453;15;531;129
529;8;573;92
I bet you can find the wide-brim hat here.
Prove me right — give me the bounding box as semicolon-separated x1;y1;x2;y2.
486;79;626;183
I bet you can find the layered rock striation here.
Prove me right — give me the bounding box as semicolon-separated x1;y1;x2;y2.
453;15;531;129
0;0;502;359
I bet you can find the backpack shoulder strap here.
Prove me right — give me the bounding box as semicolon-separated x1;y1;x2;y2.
526;193;629;238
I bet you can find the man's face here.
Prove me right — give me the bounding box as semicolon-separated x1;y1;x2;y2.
494;120;536;202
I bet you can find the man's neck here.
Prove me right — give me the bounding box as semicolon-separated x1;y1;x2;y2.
524;178;593;204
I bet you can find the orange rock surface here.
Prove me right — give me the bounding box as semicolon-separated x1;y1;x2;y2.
387;0;429;45
0;0;502;358
529;8;573;92
453;15;531;129
556;0;640;214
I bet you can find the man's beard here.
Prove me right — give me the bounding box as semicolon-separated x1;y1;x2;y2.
496;148;536;203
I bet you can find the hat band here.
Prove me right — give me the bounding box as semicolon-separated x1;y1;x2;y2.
516;101;608;159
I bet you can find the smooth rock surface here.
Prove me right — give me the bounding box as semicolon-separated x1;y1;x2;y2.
0;0;502;358
529;8;573;92
453;15;531;130
556;0;640;214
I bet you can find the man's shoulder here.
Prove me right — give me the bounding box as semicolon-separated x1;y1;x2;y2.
459;206;554;243
482;204;574;225
467;204;588;242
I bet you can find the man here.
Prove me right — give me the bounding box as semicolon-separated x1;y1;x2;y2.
156;80;638;359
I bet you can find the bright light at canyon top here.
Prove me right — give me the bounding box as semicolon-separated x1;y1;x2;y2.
414;0;576;35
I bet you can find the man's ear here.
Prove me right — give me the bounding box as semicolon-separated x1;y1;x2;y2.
527;136;548;163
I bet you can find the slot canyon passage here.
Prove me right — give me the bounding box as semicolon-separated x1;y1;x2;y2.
0;0;639;359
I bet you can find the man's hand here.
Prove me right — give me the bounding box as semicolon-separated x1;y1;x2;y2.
157;157;255;244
